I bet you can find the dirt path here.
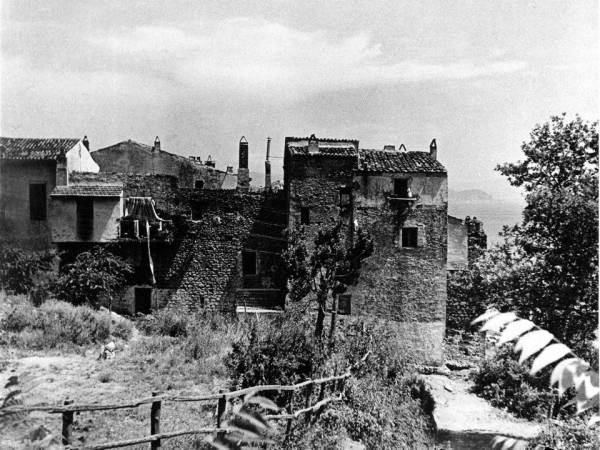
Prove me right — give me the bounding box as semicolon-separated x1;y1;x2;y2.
426;373;542;450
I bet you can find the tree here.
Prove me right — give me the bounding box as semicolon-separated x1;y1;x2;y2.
0;245;54;295
456;115;598;353
283;221;373;341
54;247;133;309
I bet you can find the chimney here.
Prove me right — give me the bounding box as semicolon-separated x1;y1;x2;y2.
205;155;215;168
429;138;437;160
265;137;272;192
383;145;395;151
237;137;250;192
308;134;318;153
399;144;407;152
82;135;90;151
153;136;161;153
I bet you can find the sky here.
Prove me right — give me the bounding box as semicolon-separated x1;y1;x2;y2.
1;0;598;201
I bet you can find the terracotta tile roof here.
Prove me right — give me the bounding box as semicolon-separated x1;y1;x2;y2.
0;137;80;160
51;185;123;197
358;149;446;173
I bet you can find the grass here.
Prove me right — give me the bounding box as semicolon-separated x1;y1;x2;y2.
0;294;132;350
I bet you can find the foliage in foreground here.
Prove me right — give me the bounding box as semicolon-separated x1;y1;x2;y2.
54;246;133;308
0;297;132;349
474;310;599;450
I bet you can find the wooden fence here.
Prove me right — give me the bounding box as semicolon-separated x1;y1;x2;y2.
3;353;369;449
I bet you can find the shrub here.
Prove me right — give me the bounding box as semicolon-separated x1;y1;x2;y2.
282;375;435;450
0;245;54;296
0;299;124;349
471;347;565;420
137;308;190;337
225;312;323;402
528;418;600;449
53;247;132;308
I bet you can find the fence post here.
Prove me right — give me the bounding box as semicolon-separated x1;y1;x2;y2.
285;390;294;436
304;383;314;424
216;389;227;429
61;399;74;446
329;295;338;351
151;392;161;449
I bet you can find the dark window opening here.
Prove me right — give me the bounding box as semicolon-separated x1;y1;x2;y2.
394;179;408;198
338;294;352;315
134;287;152;314
77;198;94;240
29;183;47;220
402;227;418;247
242;250;257;275
339;191;351;207
195;180;204;189
300;207;310;225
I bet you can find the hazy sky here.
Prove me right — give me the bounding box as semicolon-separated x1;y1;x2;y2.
1;0;597;200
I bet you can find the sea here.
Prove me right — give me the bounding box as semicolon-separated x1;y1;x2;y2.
448;200;525;247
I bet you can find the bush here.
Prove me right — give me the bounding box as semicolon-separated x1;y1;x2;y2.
0;245;54;296
137;308;189;337
528;418;600;449
471;347;567;421
225;312;323;403
0;299;131;349
283;375;435;450
54;247;132;308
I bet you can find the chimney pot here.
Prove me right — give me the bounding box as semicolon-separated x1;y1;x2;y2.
153;136;161;152
308;134;318;153
82;135;90;151
429;138;437;160
383;145;395;151
399;144;407;152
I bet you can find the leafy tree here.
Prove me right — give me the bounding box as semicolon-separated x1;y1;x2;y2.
54;247;133;309
0;245;54;295
456;115;598;352
283;221;373;340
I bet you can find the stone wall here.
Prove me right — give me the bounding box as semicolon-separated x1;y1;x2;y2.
157;190;287;313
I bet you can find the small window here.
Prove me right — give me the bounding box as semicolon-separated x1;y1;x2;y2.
338;294;352;315
402;227;418;247
300;207;310;225
77;198;94;240
29;183;47;220
242;250;257;275
195;180;204;189
339;192;351;207
394;179;408;198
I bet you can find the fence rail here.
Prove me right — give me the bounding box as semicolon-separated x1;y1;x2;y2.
3;352;370;449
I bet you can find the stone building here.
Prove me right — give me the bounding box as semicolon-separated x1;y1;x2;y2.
284;135;448;362
91;137;232;189
0;137;99;249
446;215;487;329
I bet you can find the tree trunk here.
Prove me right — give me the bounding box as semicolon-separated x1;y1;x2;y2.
314;292;326;339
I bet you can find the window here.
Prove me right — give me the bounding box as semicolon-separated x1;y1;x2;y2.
401;227;418;247
242;250;257;275
195;180;204;189
338;294;352;315
394;179;408;198
76;198;94;240
29;183;47;220
300;207;310;225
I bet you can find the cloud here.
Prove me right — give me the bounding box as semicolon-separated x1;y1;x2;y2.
90;18;526;100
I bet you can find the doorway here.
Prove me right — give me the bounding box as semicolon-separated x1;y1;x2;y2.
134;287;152;314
